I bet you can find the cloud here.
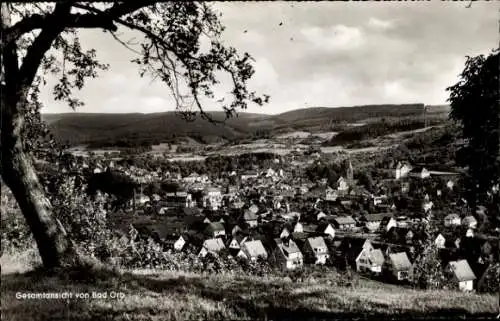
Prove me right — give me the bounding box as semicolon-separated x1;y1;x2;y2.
39;2;498;115
300;24;364;51
368;17;395;30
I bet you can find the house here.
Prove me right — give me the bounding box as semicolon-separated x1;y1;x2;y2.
316;211;327;221
423;200;434;213
280;227;291;239
316;222;335;238
228;235;248;250
385;252;412;281
332;216;356;230
446;180;455;190
203;187;222;210
237;240;268;262
164;191;193;209
231;225;243;236
435;233;446;249
199;238;226;257
356;248;385;275
373;195;387;206
446;260;476;292
293;221;304;233
273;238;304;270
164;235;187;252
444;214;461;227
409;167;430;179
362;213;391;232
304;236;329;265
205;222;226;238
339;238;374;267
395;161;412;180
337;177;349;192
379;217;397;233
462;216;478;229
324;187;338;201
241;171;259;181
183;173;201;183
265;168;277;178
248;204;259;215
242;210;259;228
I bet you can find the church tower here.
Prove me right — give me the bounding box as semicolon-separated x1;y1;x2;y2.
346;159;354;185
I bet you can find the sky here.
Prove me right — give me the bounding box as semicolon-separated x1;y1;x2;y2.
39;1;499;115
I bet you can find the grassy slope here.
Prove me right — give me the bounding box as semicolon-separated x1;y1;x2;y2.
1;266;498;321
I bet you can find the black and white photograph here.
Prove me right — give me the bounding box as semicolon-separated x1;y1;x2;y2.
1;1;499;320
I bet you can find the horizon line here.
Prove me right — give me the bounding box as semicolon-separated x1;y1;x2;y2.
41;102;448;115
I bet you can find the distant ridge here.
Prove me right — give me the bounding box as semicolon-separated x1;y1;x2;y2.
42;103;439;146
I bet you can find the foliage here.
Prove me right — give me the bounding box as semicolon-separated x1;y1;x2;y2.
305;161;342;186
324;118;443;146
447;49;500;209
0;191;34;255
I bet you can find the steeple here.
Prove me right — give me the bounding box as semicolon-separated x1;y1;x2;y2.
346;159;354;184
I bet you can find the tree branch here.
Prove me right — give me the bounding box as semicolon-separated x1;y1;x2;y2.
17;2;73;92
3;12;118;48
1;3;20;99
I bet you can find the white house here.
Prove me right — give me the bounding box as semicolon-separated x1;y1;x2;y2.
325;186;338;201
265;168;277;178
164;235;187;252
423;200;434;213
446;260;476;292
199;238;226;257
243;210;259;228
395;162;412;180
280;227;290;239
293;221;304;233
337;177;349;192
462;216;478;229
273;239;303;270
355;248;385;275
379;217;397;233
203;187;222;210
446;180;455;190
237;240;268;262
304;236;329;265
373;195;387;206
434;234;446;249
316;222;335;238
363;213;391;232
444;214;461;227
316;211;327;221
228;235;248;250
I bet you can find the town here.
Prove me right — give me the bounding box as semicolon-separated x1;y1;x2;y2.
41;134;498;294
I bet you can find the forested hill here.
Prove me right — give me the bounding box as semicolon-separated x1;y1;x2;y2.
41;103;445;146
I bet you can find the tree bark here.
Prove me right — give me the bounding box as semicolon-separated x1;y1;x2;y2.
1;98;80;270
1;2;82;270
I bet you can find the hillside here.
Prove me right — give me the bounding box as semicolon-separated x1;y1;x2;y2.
42;103;442;146
1;267;497;321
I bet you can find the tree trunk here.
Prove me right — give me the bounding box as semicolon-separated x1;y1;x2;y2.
1;98;80;270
